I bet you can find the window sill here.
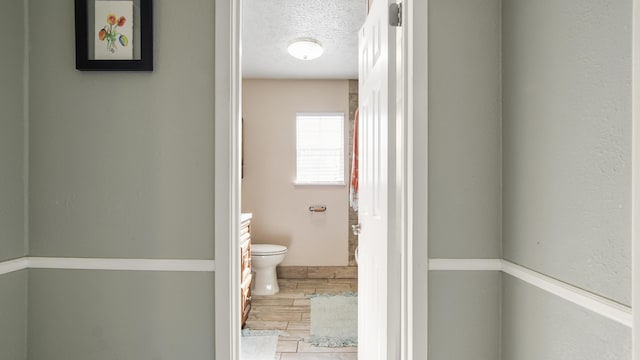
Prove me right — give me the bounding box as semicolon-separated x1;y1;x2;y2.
294;181;346;187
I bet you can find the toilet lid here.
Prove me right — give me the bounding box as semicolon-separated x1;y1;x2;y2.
252;244;287;255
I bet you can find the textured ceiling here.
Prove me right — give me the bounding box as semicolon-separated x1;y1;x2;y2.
242;0;367;79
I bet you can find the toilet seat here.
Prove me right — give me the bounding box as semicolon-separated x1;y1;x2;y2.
252;244;287;256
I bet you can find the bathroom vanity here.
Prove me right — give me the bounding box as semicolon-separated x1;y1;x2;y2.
240;213;253;328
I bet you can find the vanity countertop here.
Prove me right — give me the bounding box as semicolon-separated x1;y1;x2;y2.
240;213;253;224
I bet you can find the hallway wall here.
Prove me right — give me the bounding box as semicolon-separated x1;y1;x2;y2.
502;0;632;358
428;0;502;260
0;0;27;358
0;0;26;264
502;275;631;359
428;0;502;359
24;0;216;358
0;271;27;360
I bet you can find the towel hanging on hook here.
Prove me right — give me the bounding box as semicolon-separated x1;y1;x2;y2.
350;108;359;211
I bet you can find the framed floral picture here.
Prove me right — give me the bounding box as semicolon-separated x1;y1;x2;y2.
75;0;153;71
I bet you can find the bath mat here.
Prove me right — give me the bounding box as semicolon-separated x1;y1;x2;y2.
241;329;280;360
308;292;358;347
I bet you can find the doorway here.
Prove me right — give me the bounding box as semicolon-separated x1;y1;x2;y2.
240;1;363;358
214;1;428;359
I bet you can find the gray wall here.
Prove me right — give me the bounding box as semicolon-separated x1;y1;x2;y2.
0;271;27;360
29;0;215;260
502;275;631;360
1;1;27;359
429;272;501;360
27;270;214;360
428;0;502;259
503;0;631;306
428;0;502;358
24;0;216;358
0;0;26;262
502;0;632;358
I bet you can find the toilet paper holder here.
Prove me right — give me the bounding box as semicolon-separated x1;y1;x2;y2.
308;205;327;213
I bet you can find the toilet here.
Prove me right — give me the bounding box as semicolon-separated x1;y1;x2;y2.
251;244;288;295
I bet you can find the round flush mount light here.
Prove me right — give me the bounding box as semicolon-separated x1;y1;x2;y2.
287;38;324;60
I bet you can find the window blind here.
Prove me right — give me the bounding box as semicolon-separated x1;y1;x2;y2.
296;113;345;184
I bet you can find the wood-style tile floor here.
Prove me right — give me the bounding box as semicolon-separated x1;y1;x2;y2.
244;278;358;360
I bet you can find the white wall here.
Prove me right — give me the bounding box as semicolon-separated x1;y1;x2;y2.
242;79;350;266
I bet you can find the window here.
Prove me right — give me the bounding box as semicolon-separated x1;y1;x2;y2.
296;113;345;185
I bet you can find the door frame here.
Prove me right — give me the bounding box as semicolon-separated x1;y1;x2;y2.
214;1;429;359
633;0;640;358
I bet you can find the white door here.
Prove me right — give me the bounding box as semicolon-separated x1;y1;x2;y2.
358;0;399;359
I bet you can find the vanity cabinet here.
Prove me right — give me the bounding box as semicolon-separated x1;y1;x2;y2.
240;214;253;328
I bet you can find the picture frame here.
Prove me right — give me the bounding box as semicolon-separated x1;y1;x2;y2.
75;0;153;71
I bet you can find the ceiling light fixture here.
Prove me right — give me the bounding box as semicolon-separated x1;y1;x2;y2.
287;38;324;60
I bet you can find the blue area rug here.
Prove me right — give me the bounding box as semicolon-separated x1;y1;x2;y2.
241;329;280;360
308;292;358;347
